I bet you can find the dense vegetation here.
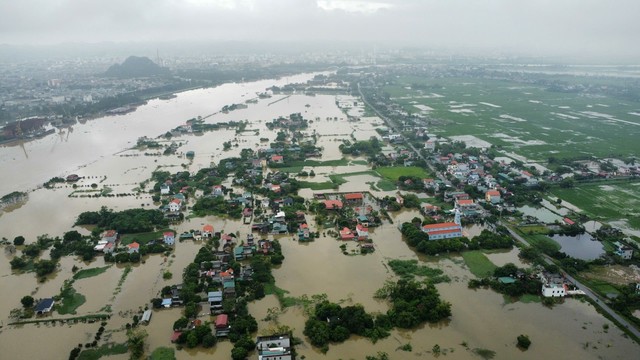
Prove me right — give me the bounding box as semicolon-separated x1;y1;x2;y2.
191;196;242;218
75;206;167;233
304;279;451;351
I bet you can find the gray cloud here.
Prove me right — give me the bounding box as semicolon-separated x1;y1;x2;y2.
1;0;639;59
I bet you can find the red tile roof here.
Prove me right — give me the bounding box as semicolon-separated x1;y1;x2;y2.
203;225;214;233
344;193;363;200
128;242;140;249
486;190;501;196
171;331;182;342
324;200;343;209
215;314;228;328
427;228;462;236
423;222;459;230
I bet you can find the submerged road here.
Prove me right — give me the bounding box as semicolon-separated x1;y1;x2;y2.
502;223;640;340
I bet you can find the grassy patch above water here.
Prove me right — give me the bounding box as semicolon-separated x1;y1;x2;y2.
57;285;86;315
297;181;337;190
523;234;562;253
298;170;380;190
149;347;176;360
388;259;450;283
377;166;431;181
518;294;542;303
461;251;497;278
73;266;110;280
376;179;397;191
264;282;300;308
277;166;304;173
120;230;173;246
77;343;128;360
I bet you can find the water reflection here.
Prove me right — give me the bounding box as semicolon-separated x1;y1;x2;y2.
550;233;605;260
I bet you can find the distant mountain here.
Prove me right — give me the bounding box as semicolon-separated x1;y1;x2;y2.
104;56;168;78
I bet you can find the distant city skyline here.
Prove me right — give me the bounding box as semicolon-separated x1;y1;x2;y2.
1;0;639;61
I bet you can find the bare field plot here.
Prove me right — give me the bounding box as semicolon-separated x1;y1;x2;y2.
551;182;640;229
384;76;640;161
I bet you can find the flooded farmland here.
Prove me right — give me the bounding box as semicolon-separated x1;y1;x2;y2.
1;73;638;359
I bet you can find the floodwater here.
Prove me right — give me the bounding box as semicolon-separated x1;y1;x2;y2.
0;72;323;196
551;234;606;260
518;204;562;224
1;73;638;358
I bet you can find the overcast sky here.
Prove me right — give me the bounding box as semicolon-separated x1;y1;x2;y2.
1;0;639;59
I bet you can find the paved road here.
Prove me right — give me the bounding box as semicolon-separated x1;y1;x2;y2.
502;223;640;340
357;83;449;185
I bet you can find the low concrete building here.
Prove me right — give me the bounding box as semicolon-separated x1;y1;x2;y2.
614;242;633;260
257;334;292;360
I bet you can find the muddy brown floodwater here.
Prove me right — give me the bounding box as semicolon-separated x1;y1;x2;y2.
0;73;638;359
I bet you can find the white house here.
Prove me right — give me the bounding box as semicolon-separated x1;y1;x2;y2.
163;232;175;246
168;198;182;212
102;230;118;243
127;242;140;254
212;185;224;197
542;283;566;297
614;242;633;260
356;224;369;240
160;184;170;195
257;334;292;360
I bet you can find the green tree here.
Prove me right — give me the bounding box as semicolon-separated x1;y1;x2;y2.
231;347;248;360
63;230;83;244
21;295;34;308
202;333;216;348
517;334;531;350
186;332;198;348
35;259;57;277
173;317;189;330
23;244;41;258
126;328;147;359
10;257;27;269
13;236;25;246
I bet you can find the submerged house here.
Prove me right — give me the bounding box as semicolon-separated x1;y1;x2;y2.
34;298;55;315
340;227;355;240
298;223;311;241
256;334;293;360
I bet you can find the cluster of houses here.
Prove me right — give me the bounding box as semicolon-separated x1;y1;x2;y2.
319;193;378;247
92;230;175;255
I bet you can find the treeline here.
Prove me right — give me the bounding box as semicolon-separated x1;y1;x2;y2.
400;223;513;256
304;280;451;352
75;206;167;233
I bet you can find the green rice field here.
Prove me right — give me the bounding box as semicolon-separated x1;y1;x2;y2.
552;182;640;229
384;76;640;161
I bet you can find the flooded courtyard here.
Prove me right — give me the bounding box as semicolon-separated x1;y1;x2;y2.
1;73;638;359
